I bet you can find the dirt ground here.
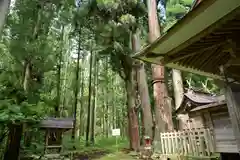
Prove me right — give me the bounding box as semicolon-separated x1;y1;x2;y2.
96;152;137;160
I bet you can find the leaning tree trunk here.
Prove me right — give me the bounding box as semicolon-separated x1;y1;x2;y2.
0;0;10;35
132;32;153;141
147;0;173;152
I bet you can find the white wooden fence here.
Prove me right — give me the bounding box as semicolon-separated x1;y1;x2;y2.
160;128;215;157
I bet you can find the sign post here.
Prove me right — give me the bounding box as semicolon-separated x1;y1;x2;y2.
112;128;120;152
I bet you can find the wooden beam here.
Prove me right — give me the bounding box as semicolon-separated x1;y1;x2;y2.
225;58;240;67
155;3;240;57
163;41;227;64
220;65;240;153
222;39;237;58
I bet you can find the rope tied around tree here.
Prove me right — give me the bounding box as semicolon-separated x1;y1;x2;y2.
152;78;165;85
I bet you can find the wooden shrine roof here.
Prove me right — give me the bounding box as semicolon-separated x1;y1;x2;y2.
39;118;74;129
176;89;225;114
190;101;226;112
133;0;240;81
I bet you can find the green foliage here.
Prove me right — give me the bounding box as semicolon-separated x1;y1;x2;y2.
0;0;220;158
167;3;187;17
0;100;47;123
181;0;193;6
184;73;220;94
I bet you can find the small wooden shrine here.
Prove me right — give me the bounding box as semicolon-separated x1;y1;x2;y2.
176;89;224;130
39;118;73;154
176;89;239;153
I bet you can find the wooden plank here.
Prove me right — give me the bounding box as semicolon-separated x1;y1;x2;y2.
40;118;74;129
182;132;188;155
167;133;171;154
221;78;240;153
190;130;196;155
163;134;166;154
204;129;211;156
44;130;49;154
160;129;215;158
46;145;62;148
174;131;179;154
171;132;175;154
194;129;200;156
160;133;164;154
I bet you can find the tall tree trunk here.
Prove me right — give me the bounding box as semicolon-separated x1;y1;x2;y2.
4;124;23;160
72;30;81;141
112;76;116;129
147;0;173;152
86;46;94;146
23;62;31;92
172;69;184;110
0;0;10;35
90;55;98;144
172;69;186;130
132;31;153;140
104;57;109;137
55;25;64;117
79;58;85;137
140;108;145;145
126;68;140;151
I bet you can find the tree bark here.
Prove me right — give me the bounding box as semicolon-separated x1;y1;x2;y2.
172;69;184;110
4;124;23;160
147;0;173;152
125;68;140;151
55;25;64;117
104;57;109;137
72;30;81;141
90;54;98;144
0;0;10;35
23;62;31;92
172;69;186;130
132;32;153;140
86;45;94;146
112;75;116;129
79;58;85;137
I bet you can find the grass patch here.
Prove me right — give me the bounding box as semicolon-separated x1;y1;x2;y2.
97;152;137;160
61;135;129;159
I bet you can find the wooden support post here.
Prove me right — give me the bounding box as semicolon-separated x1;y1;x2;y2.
44;130;49;154
220;66;240;153
203;112;213;129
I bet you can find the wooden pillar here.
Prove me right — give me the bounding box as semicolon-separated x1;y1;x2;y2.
220;66;240;153
44;130;49;154
203;112;213;129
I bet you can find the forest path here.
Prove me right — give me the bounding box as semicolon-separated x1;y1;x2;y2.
95;151;138;160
